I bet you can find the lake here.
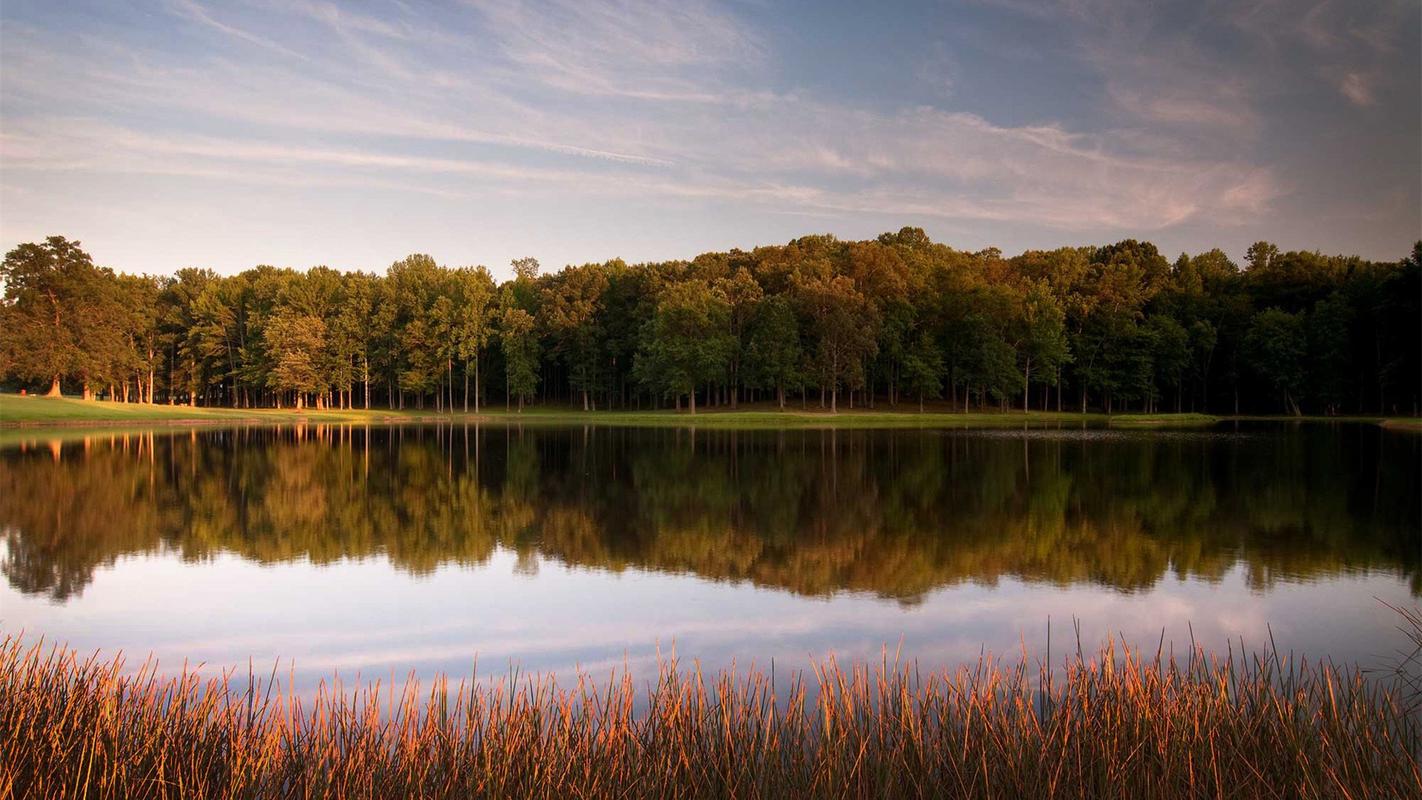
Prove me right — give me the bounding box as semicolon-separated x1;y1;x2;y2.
1;422;1417;688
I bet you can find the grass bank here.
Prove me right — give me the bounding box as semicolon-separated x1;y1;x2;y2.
1;630;1418;799
7;394;1414;435
0;394;1223;430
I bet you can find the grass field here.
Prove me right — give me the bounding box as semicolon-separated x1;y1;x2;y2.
3;393;1414;434
2;625;1418;799
0;393;1223;428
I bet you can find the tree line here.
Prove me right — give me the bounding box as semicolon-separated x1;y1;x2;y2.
2;231;1417;415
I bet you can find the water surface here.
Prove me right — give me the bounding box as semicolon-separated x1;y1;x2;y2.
1;423;1416;685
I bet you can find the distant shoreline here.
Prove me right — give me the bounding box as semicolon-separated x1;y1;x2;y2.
3;393;1416;434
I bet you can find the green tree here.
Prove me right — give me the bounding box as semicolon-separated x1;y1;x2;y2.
1245;241;1279;272
1145;315;1190;412
543;264;608;410
0;236;106;396
385;254;445;409
1016;285;1069;411
114;274;162;403
1189;319;1218;412
718;268;763;407
264;312;326;408
634;280;734;413
795;275;879;412
334;272;380;409
159;268;221;406
1307;292;1353;415
901;332;944;412
453;267;496;412
743;295;802;409
1244;308;1306;415
500;304;540;412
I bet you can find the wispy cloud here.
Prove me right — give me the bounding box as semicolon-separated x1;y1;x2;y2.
1336;72;1375;107
472;0;766;102
165;0;310;62
1;0;1415;272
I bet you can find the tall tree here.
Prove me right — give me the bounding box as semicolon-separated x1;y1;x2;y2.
264;312;326;408
500;304;539;412
634;280;734;413
542;264;609;410
334;272;380;409
1015;284;1070;411
795;275;879;412
718;268;763;407
1244;308;1306;415
0;236;105;396
743;295;802;409
1145;315;1190;412
901;331;944;412
453;267;496;413
1306;292;1353;415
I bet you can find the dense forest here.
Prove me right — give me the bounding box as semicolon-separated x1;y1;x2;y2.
2;232;1418;416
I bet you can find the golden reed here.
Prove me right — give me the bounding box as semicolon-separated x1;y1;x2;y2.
1;626;1418;799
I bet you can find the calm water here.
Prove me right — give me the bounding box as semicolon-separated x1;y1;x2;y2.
1;423;1417;686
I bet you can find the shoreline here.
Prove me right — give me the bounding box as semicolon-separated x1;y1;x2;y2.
2;394;1416;433
1;395;1207;430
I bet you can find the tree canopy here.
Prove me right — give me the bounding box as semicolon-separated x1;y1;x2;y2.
3;232;1417;416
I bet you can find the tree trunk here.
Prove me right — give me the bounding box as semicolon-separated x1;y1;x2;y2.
474;358;480;414
830;386;838;413
1022;359;1031;413
46;375;62;397
688;390;696;415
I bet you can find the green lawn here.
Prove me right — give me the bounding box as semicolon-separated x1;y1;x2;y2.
0;393;1227;429
0;394;415;424
5;393;1412;433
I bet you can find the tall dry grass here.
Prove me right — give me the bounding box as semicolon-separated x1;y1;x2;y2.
1;630;1418;799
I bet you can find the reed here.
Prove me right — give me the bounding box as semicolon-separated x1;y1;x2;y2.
1;631;1418;799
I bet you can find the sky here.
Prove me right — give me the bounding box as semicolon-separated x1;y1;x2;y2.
1;0;1418;280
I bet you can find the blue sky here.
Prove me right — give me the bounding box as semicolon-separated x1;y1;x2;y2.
2;0;1417;279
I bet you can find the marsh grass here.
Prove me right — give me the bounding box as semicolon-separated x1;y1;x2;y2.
1;631;1418;799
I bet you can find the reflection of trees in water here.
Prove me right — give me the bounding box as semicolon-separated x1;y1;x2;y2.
1;425;1417;601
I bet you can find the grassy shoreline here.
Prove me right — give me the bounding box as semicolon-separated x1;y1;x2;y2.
2;631;1418;799
3;393;1416;434
0;392;1336;426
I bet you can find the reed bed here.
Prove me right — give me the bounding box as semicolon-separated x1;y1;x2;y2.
1;632;1418;799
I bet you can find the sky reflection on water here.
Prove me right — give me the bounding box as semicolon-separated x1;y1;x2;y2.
0;423;1416;688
